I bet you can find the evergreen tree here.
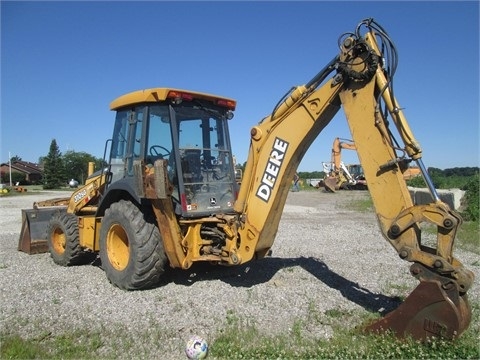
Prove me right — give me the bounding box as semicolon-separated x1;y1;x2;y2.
43;139;66;189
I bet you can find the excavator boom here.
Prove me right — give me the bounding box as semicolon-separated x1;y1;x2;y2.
233;18;473;340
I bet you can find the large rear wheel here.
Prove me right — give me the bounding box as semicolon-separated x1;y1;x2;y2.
99;200;167;290
46;212;93;266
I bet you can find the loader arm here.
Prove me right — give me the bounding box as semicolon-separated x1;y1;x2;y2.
233;18;473;340
65;172;108;214
30;172;108;214
18;166;108;254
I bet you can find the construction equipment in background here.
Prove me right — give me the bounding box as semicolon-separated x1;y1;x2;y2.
18;19;473;341
233;155;243;184
323;137;367;192
323;137;421;191
322;160;367;192
403;166;422;180
346;163;368;185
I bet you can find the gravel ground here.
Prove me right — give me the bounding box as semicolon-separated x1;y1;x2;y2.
1;190;478;359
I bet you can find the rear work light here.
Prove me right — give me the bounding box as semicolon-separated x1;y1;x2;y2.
216;99;236;110
167;90;236;111
167;91;194;104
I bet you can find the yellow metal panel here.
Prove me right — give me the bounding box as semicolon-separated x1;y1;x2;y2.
234;80;342;261
109;88;236;110
78;216;102;251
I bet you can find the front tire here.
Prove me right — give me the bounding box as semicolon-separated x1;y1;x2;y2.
99;200;167;290
47;212;93;266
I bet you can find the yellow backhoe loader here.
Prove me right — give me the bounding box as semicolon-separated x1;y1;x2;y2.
18;18;473;341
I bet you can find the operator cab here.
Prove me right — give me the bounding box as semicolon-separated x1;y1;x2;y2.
348;164;365;180
108;88;238;218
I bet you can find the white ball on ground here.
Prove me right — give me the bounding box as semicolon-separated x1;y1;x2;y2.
185;335;208;359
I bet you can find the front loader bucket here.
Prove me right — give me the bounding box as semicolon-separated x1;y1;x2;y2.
18;207;66;254
366;274;471;341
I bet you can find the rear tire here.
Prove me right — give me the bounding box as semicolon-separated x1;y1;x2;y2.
99;200;167;290
47;212;93;266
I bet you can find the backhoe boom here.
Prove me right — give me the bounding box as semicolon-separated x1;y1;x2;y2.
233;18;473;340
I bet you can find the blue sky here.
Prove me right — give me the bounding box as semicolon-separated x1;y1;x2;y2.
1;1;479;172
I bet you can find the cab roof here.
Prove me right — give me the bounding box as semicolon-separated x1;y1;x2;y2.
109;88;236;111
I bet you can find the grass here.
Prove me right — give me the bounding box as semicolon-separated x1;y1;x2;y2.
210;307;480;359
0;330;103;359
0;185;73;197
2;305;478;359
345;196;373;212
457;220;480;254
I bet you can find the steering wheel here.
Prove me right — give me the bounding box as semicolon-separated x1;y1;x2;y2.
149;145;170;159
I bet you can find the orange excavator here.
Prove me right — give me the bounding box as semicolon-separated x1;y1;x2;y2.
324;137;421;191
323;137;367;191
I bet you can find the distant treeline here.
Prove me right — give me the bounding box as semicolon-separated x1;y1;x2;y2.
298;171;325;179
298;167;479;180
428;167;479;177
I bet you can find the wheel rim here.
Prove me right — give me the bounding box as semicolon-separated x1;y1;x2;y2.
51;228;66;254
106;224;130;271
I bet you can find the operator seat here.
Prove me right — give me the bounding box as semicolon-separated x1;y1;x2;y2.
181;149;203;183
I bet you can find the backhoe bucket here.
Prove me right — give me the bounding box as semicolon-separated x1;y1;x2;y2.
18;207;66;254
324;177;337;193
366;275;471;341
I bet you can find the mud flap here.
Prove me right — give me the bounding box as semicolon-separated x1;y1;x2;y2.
366;264;471;341
18;207;66;254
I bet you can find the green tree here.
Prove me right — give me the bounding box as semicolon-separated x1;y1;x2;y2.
0;171;25;185
298;171;326;179
63;150;103;184
406;175;425;188
461;174;479;221
240;161;247;172
43;139;66;189
9;155;22;162
428;167;444;177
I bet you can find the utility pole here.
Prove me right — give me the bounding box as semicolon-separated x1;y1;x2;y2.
8;151;12;187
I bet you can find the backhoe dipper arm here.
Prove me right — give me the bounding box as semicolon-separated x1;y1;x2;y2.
331;137;356;170
233;18;473;340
